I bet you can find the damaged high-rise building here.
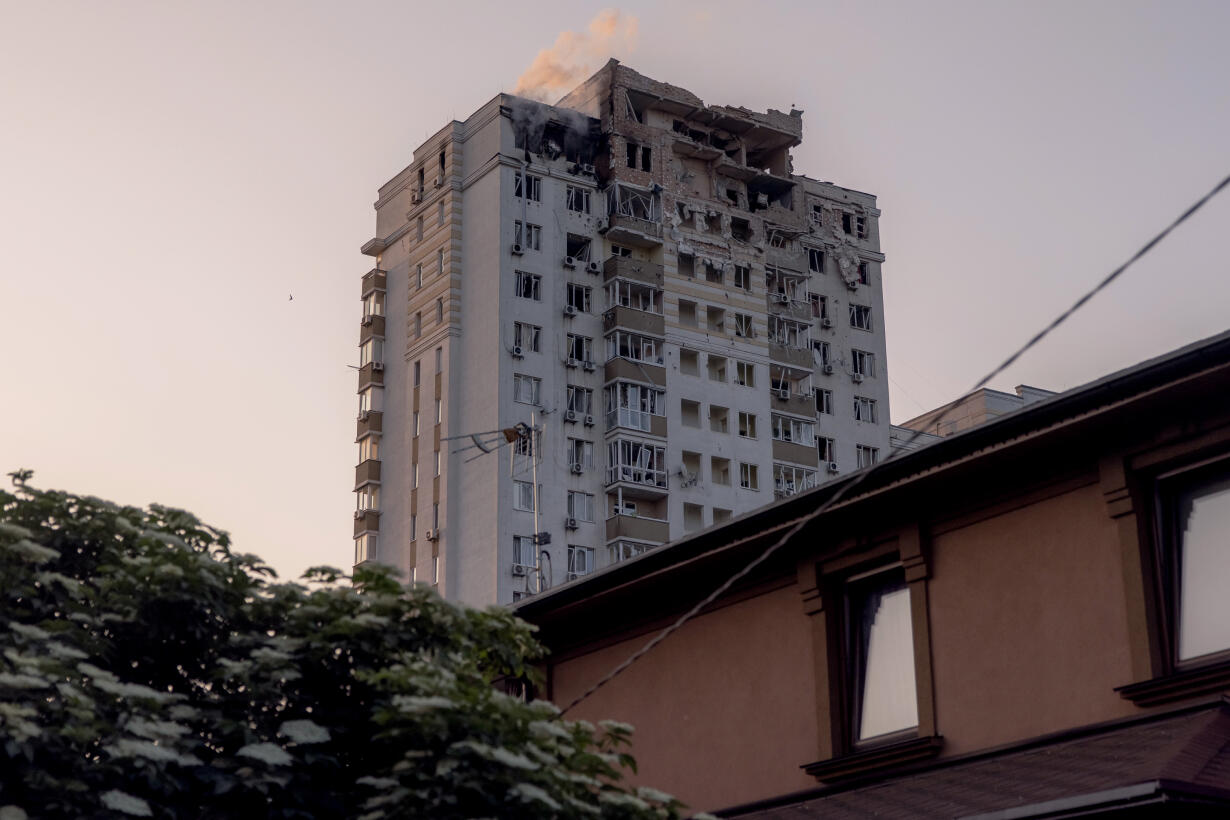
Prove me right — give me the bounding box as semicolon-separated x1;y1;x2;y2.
352;61;891;605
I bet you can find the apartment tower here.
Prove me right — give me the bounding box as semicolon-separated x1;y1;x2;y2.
352;62;891;606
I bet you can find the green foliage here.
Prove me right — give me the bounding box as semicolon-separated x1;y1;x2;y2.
0;478;691;819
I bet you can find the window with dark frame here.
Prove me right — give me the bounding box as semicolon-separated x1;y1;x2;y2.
844;566;919;748
1158;456;1230;667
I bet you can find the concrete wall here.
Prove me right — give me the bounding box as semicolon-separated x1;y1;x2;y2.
550;583;818;812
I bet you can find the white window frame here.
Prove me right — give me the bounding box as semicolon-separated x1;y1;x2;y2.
515;270;542;301
514;374;542;405
514;322;542;353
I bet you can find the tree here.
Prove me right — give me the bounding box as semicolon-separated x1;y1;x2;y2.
0;477;697;819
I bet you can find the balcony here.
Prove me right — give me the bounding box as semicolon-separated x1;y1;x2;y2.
770;390;815;416
360;314;386;343
605;514;669;544
356;410;383;440
357;362;385;391
605;357;666;387
767;294;813;321
606;407;667;438
605;464;668;498
353;509;381;536
603;305;665;336
603;256;664;285
769;343;812;370
354;458;382;488
772;439;820;467
361;268;387;299
605;213;663;246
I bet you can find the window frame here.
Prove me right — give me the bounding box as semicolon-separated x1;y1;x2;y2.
799;529;941;782
1114;444;1230;706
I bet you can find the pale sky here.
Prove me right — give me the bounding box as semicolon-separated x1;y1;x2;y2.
2;1;1227;581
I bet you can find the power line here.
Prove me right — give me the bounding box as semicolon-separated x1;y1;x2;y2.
557;170;1230;718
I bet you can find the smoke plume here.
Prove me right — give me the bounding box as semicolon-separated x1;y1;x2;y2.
513;9;638;102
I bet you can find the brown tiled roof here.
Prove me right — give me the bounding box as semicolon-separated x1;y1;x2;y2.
729;701;1230;818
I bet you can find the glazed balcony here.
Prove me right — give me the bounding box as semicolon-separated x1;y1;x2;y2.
603;306;665;337
356;410;383;440
354;458;381;488
361;268;387;299
602;256;664;285
353;509;381;536
360;314;386;343
357;362;385;391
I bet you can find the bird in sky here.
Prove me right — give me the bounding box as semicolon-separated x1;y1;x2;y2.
288;294;294;301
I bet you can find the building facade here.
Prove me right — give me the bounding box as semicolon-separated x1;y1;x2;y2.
517;330;1230;816
353;61;891;605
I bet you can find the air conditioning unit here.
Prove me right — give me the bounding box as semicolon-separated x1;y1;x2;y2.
565;517;578;530
821;317;833;328
433;175;442;188
581;163;596;175
777;388;790;400
511;345;523;358
565;410;578;423
371;362;384;371
353;510;364;519
846;279;859;290
410;190;422;204
510;242;524;255
823;364;835;375
570;463;584;475
425;529;439;541
511;564;527;577
361;315;374;326
563;305;578;317
566;357;579;368
852;373;864;383
583;360;595;372
358;411;370;421
827;461;840;473
563;255;577;268
584;414;595;426
586;261;601;274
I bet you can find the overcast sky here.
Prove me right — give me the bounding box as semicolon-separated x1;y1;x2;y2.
2;1;1227;581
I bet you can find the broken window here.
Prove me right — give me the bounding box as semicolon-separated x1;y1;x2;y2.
739;462;759;490
705;261;724;284
607;439;667;488
726;187;740;206
814;340;831;366
733;313;754;338
734;264;752;291
735;361;755;387
514;221;541;250
607;279;662;313
856;213;868;239
769;316;810;349
566;334;593;362
680;348;699;376
818;437;835;463
849;304;873;331
767;228;791;249
566;185;591;214
514;322;541;353
677;253;695;278
810;293;827;320
513;373;541;405
626;141;639;169
566;233;592;262
514;172;542;202
514;270;541;301
608;183;659;223
858;261;870;285
678;299;697;327
738;413;757;440
707;355;727;382
624;90;643;123
566;385;594;414
606;331;661;364
567;283;592;312
817;389;833;415
706;306;726;334
731;217;752;242
567;438;594;469
773;464;818;497
810;203;824;226
852;349;876;378
853;396;878;423
611;244;632;258
807;247;825;275
842;212;854;235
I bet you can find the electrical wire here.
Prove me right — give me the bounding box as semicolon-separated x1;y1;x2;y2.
557;170;1230;718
